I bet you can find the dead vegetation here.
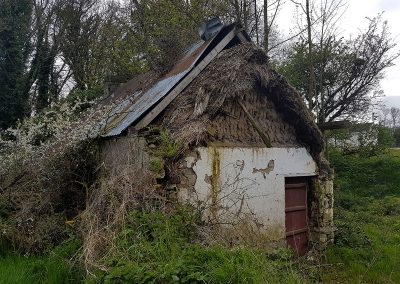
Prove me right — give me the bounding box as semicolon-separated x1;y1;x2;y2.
0;141;98;253
161;43;324;163
79;168;161;272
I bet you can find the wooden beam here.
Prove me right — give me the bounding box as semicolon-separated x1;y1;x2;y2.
237;99;272;148
134;28;237;130
236;31;250;43
317;120;351;131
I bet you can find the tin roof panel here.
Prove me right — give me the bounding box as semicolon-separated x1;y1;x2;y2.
100;39;213;137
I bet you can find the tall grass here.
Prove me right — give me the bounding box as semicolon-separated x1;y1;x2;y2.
0;255;75;284
0;236;82;284
322;149;400;283
92;208;307;284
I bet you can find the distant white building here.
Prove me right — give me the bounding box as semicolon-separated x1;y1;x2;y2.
328;123;378;149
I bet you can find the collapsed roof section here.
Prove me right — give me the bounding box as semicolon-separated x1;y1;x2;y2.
99;22;251;137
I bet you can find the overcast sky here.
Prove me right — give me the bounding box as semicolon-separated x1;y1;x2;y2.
278;0;400;98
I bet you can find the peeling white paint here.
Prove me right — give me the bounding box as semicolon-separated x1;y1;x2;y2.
189;147;317;240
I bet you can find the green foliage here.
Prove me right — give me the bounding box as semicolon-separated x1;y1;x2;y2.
128;0;222;73
0;0;33;129
148;130;180;175
328;124;391;157
51;234;82;259
333;212;371;248
66;86;104;113
322;150;400;283
149;157;165;175
0;235;82;284
153;131;180;159
329;149;400;198
95;207;305;284
277;15;398;122
377;126;395;147
393;127;400;147
0;256;77;284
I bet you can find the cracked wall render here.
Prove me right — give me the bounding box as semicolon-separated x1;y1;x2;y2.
178;146;317;240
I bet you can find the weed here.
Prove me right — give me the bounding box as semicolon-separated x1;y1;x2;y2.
0;237;83;284
96;207;306;284
149;157;165;175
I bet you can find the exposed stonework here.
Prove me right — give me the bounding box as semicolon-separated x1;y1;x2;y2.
252;160;275;178
99;132;335;254
175;153;199;202
309;174;335;251
100;135;150;176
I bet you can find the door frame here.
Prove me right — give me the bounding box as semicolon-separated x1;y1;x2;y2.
284;176;311;256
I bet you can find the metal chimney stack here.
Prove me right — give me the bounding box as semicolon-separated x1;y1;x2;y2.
198;17;224;41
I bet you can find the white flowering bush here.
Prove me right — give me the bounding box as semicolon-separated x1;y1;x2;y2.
0;97;116;252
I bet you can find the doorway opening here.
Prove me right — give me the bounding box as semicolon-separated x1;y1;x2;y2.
285;177;310;256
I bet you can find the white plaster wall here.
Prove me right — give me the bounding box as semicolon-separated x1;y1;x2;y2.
187;147;317;240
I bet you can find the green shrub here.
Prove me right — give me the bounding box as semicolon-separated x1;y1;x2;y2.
333;217;371;248
149;157;165;175
377;126;395;148
323;150;400;283
147;129;180;176
97;207;305;284
369;196;400;216
67;86;103;106
0;255;79;284
150;130;180;159
394;128;400;147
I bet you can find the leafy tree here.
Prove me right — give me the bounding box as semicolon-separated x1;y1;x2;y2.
390;107;400;128
279;15;399;123
57;0;103;90
0;0;33;129
29;0;69;113
127;0;229;73
393;127;400;147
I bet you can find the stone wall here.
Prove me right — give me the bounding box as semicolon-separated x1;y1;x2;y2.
100;135;150;176
98;133;335;253
309;174;335;251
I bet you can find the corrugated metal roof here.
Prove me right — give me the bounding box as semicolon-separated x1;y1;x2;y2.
98;23;249;137
100;38;213;137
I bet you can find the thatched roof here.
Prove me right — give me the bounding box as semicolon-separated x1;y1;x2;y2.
160;43;325;161
97;23;246;137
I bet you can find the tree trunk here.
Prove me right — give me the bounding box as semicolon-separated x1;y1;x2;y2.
263;0;268;52
254;0;259;44
306;0;316;112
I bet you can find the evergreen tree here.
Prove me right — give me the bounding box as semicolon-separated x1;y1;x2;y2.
0;0;33;129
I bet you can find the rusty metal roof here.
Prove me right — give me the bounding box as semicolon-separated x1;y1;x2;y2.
99;38;213;137
99;23;246;137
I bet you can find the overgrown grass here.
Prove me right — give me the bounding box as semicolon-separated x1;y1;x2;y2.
91;207;307;284
3;146;399;283
0;236;82;284
322;149;400;283
0;255;73;284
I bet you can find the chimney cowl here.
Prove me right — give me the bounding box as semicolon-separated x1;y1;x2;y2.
198;17;224;41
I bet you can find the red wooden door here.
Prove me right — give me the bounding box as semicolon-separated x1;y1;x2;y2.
285;177;309;256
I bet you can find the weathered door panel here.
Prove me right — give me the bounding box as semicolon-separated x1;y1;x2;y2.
285;178;309;256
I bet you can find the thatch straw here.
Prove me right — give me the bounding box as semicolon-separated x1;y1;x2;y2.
161;43;324;162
